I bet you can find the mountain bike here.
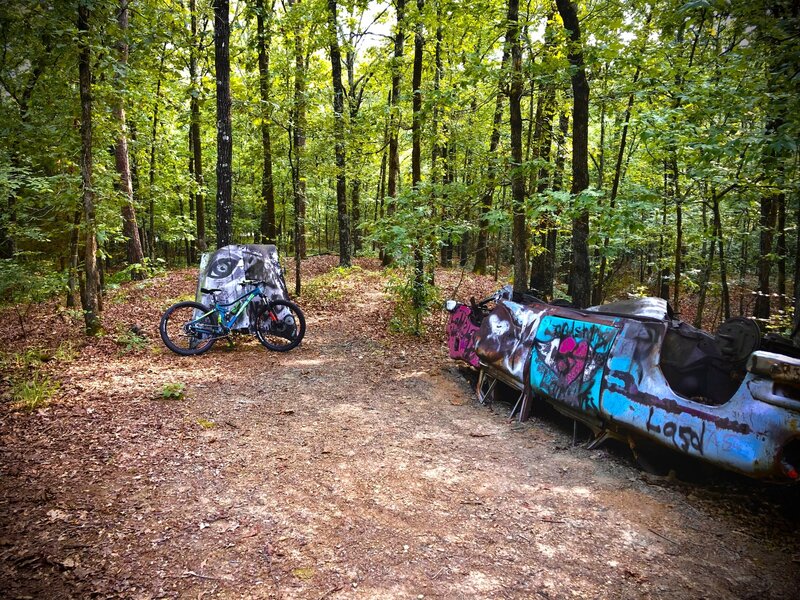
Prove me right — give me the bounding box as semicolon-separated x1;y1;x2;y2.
159;280;306;356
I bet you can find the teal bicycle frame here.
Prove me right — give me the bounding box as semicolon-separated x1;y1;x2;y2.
193;282;267;337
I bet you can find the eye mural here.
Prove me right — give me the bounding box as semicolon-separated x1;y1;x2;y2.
196;244;289;331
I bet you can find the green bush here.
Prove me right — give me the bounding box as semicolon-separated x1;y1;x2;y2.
12;374;59;411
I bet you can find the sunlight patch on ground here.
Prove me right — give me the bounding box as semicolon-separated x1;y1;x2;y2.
280;357;334;367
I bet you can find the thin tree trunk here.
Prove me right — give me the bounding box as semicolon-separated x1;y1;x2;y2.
383;0;405;266
714;193;730;320
113;0;145;277
671;157;682;312
473;46;510;274
777;191;786;311
78;2;101;335
411;0;425;312
291;0;307;260
507;0;527;297
755;192;777;319
556;0;591;307
148;45;166;258
213;0;233;248
529;83;556;294
189;0;206;253
433;8;448;268
255;0;276;244
67;208;81;308
327;0;351;266
595;50;645;303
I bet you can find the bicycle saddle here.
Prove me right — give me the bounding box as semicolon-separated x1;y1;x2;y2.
201;287;222;294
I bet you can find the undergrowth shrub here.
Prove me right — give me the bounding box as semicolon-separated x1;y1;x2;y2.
11;373;59;411
160;382;185;399
303;265;363;303
115;327;149;353
385;267;440;336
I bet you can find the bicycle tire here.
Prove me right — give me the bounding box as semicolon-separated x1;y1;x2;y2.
160;301;218;356
255;299;306;352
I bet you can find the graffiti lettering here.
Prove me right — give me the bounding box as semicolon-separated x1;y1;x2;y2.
447;305;481;368
531;317;619;413
645;407;705;455
646;406;660;433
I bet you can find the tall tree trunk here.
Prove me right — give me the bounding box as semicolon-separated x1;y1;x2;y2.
714;194;730;320
327;0;351;266
383;0;405;266
411;0;425;311
754;191;777;319
777;191;786;311
255;0;277;244
694;195;714;329
213;0;233;248
671;157;682;312
556;0;591;307
291;0;307;260
546;109;569;294
113;0;145;277
659;165;670;301
794;203;800;339
67;208;81;308
433;7;448;268
344;23;367;256
149;44;166;258
78;2;101;335
507;0;527;297
595;48;645;303
474;46;510;274
189;0;206;253
529;82;556;294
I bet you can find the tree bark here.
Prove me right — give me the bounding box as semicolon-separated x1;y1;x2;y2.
113;0;145;277
556;0;591;307
474;46;510;275
411;0;425;309
713;193;730;320
383;0;405;266
777;191;786;311
213;0;233;248
529;83;556;295
506;0;527;298
78;2;101;335
255;0;277;244
327;0;351;266
189;0;206;253
754;190;777;319
290;0;307;260
594;49;645;303
148;44;166;259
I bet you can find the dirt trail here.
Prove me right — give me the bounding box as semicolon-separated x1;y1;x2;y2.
1;261;799;599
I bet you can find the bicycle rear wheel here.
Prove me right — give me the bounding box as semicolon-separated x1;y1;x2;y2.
255;300;306;352
160;301;218;356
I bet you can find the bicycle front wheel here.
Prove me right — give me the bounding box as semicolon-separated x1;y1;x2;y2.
255;300;306;352
160;301;218;356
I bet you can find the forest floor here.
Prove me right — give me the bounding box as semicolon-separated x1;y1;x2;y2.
1;256;799;599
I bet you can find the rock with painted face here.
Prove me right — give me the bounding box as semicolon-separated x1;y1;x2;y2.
196;244;289;331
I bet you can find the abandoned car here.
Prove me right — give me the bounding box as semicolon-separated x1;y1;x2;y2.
446;287;800;483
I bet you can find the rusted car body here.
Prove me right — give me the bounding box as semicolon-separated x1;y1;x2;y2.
446;290;800;482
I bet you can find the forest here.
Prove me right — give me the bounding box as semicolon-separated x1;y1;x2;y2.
1;0;799;334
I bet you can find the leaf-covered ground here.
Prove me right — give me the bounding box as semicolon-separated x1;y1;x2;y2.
1;258;799;599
